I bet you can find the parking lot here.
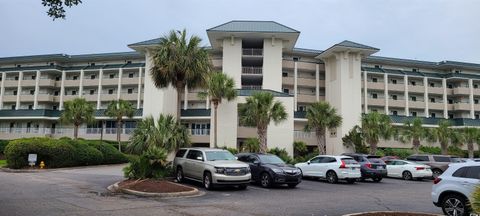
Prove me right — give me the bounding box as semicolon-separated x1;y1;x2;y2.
0;165;442;216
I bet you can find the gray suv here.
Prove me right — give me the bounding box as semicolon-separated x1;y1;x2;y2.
406;154;461;178
173;148;251;190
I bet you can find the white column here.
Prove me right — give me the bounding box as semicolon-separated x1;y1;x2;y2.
15;72;23;110
183;84;188;110
117;68;123;100
424;77;429;117
315;64;320;101
79;69;84;97
363;70;368;113
404;75;409;116
96;69;103;109
293;60;298;111
136;67;142;109
206;95;210;109
469;79;474;119
59;71;66;110
0;72;6;109
442;78;448;119
33;70;40;110
384;73;389;114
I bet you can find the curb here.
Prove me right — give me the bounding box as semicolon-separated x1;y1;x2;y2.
109;181;200;198
343;211;442;216
0;163;128;173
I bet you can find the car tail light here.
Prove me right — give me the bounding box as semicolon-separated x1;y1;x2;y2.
366;163;372;169
416;167;425;170
433;177;442;184
339;160;346;169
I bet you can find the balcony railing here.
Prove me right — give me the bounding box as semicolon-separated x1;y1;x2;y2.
294;130;316;139
242;85;262;90
242;67;263;75
0;127;135;135
242;48;263;56
190;128;210;136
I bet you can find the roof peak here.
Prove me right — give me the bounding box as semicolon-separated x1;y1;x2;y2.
207;20;299;33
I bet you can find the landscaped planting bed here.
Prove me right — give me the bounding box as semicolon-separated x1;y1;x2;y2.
119;179;194;193
346;212;439;216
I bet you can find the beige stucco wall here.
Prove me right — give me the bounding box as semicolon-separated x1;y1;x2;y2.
222;38;242;88
267;96;294;156
262;38;283;92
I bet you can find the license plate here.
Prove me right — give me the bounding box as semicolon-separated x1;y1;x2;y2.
377;166;384;170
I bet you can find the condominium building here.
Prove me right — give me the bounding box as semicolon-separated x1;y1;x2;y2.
1;20;479;155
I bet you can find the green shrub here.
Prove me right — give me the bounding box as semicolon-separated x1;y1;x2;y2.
472;185;480;214
86;142;128;164
123;147;172;179
243;138;260;153
447;146;465;157
0;140;9;155
293;141;307;158
419;146;441;155
380;148;414;159
294;149;319;163
268;147;294;164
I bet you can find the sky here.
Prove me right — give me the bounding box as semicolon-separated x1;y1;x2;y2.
0;0;479;63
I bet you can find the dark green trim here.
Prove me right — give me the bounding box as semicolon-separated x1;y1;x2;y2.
389;115;480;126
237;89;292;97
0;63;145;73
180;109;211;117
294;111;306;118
0;109;143;118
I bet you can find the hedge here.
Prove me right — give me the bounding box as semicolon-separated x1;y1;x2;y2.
0;140;9;155
4;137;128;169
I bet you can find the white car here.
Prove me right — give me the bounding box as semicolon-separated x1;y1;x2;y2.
432;161;480;216
295;155;361;184
385;159;432;180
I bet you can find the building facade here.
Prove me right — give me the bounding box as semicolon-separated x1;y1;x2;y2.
1;21;479;155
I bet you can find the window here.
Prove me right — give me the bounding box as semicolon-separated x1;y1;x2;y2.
108;89;114;94
448;99;453;104
412;68;417;72
128;73;134;78
476;114;480;119
126;60;132;64
392;95;397;100
90;63;95;66
14;76;18;81
52;106;57;110
30;90;34;95
28;105;33;110
372;109;378;112
54;91;59;96
392;111;398;116
433;156;451;162
55;76;60;81
298;105;306;112
429;83;435;87
13;90;17;96
374;65;381;68
448;84;453;89
309;157;323;163
430;98;435;103
411;112;417;117
449;114;454;119
431;113;436;118
73;76;78;80
127;89;133;94
91;75;96;79
109;74;115;79
72;90;77;95
372;93;378;99
465;166;480;179
11;105;15;110
283;88;289;94
282;72;288;77
372;77;378;83
175;149;187;158
321;157;337;163
410;81;416;86
186;150;203;161
411;96;416;101
31;75;36;80
475;99;479;104
417;156;429;161
475;84;479;89
453;167;468;178
90;90;95;95
391;79;397;84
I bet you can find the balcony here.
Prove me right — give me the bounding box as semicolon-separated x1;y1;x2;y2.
21;80;36;87
453;87;470;95
409;101;426;109
83;79;99;86
3;95;17;102
294;130;317;145
408;85;424;93
83;94;97;102
367;82;385;90
242;85;262;90
100;94;117;101
38;79;56;87
122;77;139;85
389;99;406;108
389;84;405;92
120;93;137;101
297;93;317;103
37;94;53;102
212;59;222;68
19;95;34;101
429;102;444;110
187;92;202;101
242;48;263;56
242;67;262;75
428;86;444;95
64;80;80;87
454;102;471;111
367;98;386;106
180;109;211;117
297;62;317;71
102;78;119;86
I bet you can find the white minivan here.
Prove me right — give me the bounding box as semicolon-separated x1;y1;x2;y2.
295;155;361;184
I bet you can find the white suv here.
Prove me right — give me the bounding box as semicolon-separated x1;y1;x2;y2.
173;148;251;190
295;155;361;184
432;161;480;216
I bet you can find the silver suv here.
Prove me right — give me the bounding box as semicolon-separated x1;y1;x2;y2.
173;148;251;190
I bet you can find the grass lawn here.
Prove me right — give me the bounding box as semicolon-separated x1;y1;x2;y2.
0;160;6;168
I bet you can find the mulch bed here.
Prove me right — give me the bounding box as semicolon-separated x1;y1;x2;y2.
351;212;437;216
119;179;194;193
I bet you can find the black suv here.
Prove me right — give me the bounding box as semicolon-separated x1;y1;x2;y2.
342;153;387;182
237;153;302;188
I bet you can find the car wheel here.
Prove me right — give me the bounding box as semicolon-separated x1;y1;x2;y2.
441;194;470;216
432;169;443;178
346;179;356;184
237;184;248;190
287;183;298;188
260;173;272;188
372;177;382;182
203;172;214;190
326;171;338;184
176;167;184;183
402;171;413;180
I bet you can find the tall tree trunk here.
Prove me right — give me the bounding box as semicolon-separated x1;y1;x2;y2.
117;119;122;152
176;83;184;121
316;128;326;155
100;121;104;144
468;142;474;158
257;126;268;153
369;141;378;155
412;138;420;154
440;142;448;155
213;102;218;148
73;124;79;139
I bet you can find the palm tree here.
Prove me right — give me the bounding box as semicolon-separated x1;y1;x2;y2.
150;29;212;120
243;138;260;153
427;120;453;155
397;118;429;154
304;101;342;154
460;127;479;158
127;114;190;155
60;98;95;139
105;99;135;152
361;112;394;155
198;72;237;148
342;125;368;154
238;92;287;153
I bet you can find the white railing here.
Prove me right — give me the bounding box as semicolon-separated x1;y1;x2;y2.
190;128;210;136
242;85;262;90
242;48;263;56
242;67;263;75
0;127;135;135
294;131;316;139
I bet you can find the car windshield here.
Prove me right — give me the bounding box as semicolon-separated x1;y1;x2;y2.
368;158;386;164
258;155;285;164
450;157;463;163
205;151;236;161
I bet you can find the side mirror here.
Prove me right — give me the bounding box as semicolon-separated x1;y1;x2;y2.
307;161;311;165
196;156;203;161
253;161;260;165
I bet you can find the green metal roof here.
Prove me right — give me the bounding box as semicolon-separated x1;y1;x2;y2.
0;62;145;73
207;20;299;33
363;66;480;79
237;89;292;97
0;51;144;64
292;47;323;55
0;109;143;118
335;40;379;50
389;115;480;126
